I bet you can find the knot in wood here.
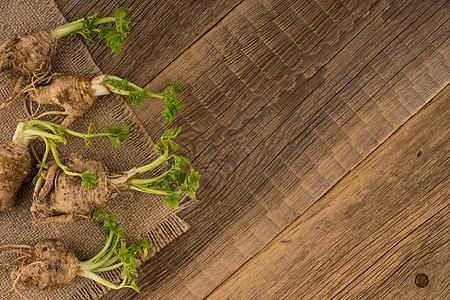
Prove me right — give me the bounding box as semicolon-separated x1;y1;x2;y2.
414;273;428;288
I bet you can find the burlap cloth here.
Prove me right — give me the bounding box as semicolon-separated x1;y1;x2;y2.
0;1;191;299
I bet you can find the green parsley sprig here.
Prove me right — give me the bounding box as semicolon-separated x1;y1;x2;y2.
78;208;151;292
103;76;183;123
52;7;131;53
111;127;200;209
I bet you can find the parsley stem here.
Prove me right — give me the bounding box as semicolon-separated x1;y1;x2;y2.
48;142;79;177
33;139;50;184
78;269;122;289
83;244;117;271
81;231;114;265
128;184;168;195
93;255;120;270
128;153;168;175
22;129;65;143
52;17;115;39
128;172;166;185
102;75;164;98
63;128;111;139
94;262;123;272
23;120;58;134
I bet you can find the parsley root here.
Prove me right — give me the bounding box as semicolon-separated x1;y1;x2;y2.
1;210;151;296
26;74;95;126
24;73;183;126
32;128;200;224
0;141;32;211
0;8;130;107
9;240;79;292
0;31;56;92
32;153;111;223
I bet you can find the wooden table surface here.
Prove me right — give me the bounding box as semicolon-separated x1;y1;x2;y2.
54;0;449;299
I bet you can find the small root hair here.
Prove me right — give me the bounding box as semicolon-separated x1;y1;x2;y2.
11;261;43;300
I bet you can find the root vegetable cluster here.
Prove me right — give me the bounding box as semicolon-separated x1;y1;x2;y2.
0;5;199;297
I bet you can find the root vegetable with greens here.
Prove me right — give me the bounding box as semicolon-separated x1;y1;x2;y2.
23;73;182;126
0;7;130;107
0;120;129;212
0;209;151;297
32;127;200;224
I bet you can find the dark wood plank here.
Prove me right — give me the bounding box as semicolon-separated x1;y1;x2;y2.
101;0;449;298
54;0;243;85
208;85;450;300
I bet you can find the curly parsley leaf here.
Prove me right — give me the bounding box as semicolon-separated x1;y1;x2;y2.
98;8;130;53
78;12;100;46
143;154;199;209
162;79;184;123
185;167;201;198
104;124;130;149
164;189;182;209
81;170;98;189
155;127;182;154
104;78;150;106
162;127;182;139
114;8;130;33
128;87;150;106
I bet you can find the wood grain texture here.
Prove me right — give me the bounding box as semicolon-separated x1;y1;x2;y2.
94;0;449;299
208;85;450;300
54;0;243;85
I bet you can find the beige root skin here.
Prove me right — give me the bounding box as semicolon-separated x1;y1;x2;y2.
0;31;56;78
0;32;57;108
26;74;96;127
0;141;32;212
31;153;112;224
9;239;79;292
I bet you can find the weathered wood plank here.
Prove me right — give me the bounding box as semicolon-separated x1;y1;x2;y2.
54;0;243;85
102;0;449;298
208;85;450;300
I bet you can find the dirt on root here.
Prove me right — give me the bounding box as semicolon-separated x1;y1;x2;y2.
1;31;57;80
28;74;96;126
32;153;112;223
10;239;79;291
0;141;32;211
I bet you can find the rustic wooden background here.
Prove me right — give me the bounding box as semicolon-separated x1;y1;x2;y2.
54;0;449;299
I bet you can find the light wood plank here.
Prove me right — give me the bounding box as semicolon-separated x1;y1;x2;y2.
208;85;450;300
